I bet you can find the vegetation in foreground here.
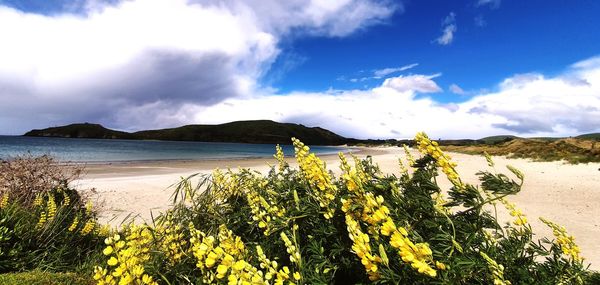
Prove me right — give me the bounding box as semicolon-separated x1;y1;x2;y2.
1;134;599;284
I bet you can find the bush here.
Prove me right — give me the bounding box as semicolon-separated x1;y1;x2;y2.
0;154;83;206
0;156;104;273
89;133;594;284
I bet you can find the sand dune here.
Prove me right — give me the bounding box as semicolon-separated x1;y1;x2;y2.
75;147;600;270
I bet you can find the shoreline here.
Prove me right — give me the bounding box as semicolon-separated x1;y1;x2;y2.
78;146;382;178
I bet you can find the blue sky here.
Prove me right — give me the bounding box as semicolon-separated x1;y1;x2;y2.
0;0;599;138
267;1;600;100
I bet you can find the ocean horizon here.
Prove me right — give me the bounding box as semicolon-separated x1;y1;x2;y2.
0;135;348;163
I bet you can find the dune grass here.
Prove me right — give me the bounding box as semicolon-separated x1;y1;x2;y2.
443;138;600;164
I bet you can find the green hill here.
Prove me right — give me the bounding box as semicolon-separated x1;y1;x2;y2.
23;120;347;145
24;123;133;139
577;133;600;140
479;135;519;144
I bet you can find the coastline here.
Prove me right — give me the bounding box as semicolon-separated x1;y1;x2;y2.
75;146;600;270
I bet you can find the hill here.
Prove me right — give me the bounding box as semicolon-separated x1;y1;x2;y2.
577;133;600;140
23;120;347;145
24;123;133;139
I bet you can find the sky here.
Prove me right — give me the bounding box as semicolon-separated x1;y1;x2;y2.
0;0;599;139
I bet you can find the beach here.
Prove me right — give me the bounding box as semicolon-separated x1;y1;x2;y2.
76;147;600;270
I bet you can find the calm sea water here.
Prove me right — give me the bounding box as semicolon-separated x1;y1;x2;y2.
0;136;347;163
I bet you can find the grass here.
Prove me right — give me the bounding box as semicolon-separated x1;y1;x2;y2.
0;271;93;285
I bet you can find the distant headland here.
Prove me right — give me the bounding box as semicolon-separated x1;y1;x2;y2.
23;121;349;146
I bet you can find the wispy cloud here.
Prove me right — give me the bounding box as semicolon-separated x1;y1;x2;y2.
347;63;419;82
373;63;419;77
476;0;501;9
449;83;466;95
474;15;486;27
435;12;457;45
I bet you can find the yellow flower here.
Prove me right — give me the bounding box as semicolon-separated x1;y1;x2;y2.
540;217;583;262
107;257;118;266
68;216;79;232
103;246;114;256
0;194;8;208
436;261;447;270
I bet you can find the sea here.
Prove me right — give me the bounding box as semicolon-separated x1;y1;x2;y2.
0;136;347;163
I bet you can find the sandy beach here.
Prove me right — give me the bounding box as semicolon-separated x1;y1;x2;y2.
75;147;600;270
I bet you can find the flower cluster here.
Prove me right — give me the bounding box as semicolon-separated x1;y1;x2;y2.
292;137;337;219
280;229;302;267
246;183;286;236
500;198;528;227
191;224;267;284
402;145;416;166
0;194;8;208
345;214;382;280
47;193;57;221
274;144;287;173
68;215;79;232
540;217;582;262
480;251;511;285
156;216;188;265
387;225;437;277
340;153;439;278
256;245;301;285
414;132;463;189
93;227;157;285
80;219;96;235
212;169;240;199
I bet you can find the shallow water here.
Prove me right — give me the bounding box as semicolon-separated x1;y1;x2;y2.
0;136;346;162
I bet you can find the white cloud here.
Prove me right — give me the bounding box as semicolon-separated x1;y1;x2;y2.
448;83;466;95
373;63;419;78
449;83;466;95
0;0;397;134
173;56;600;139
435;12;456;45
476;0;501;9
381;74;443;93
347;63;419;82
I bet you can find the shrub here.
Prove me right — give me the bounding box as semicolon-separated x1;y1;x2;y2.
90;133;593;284
0;154;83;206
0;156;103;273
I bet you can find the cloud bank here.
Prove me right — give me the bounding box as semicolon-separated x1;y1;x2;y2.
0;0;396;133
183;56;600;139
1;0;599;140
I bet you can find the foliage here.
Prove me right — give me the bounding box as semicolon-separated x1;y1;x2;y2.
0;184;105;273
0;156;104;274
88;133;594;284
0;154;83;206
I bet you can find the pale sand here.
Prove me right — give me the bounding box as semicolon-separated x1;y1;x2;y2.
75;147;600;270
